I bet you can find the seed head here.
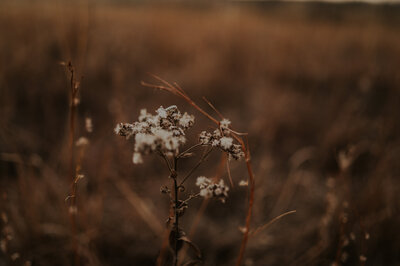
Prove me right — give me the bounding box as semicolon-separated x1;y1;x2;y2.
196;176;229;203
115;105;194;164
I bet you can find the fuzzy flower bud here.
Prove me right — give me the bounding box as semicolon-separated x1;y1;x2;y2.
196;176;229;203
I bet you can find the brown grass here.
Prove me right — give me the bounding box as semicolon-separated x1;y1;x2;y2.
1;1;400;265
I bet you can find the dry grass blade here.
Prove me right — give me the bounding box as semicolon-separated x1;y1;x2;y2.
202;97;224;120
64;61;81;266
250;210;297;238
226;155;234;188
141;76;219;125
115;180;164;236
235;137;255;266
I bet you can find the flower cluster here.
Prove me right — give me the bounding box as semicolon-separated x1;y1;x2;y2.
199;119;244;160
115;105;194;164
196;176;229;203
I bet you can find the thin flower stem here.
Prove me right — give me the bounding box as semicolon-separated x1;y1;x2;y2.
177;143;203;159
66;62;80;266
178;147;213;187
142;77;256;265
159;151;173;173
202;97;224;120
226;156;234;188
182;193;200;204
173;157;179;266
235;136;255;266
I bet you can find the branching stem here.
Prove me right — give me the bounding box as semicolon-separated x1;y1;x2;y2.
159;151;173;173
179;147;213;187
177;143;203;159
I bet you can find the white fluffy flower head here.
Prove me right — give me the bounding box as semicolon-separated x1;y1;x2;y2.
196;176;229;203
115;105;195;164
198;119;244;160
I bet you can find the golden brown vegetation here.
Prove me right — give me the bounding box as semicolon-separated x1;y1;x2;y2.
1;1;400;265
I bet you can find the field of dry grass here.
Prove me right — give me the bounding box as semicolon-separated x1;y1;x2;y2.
1;1;400;265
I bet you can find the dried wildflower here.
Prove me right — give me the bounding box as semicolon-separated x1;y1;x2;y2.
199;131;211;145
114;123;135;139
11;253;20;261
196;176;229;203
239;180;248;187
75;174;84;181
220;137;233;149
220;118;231;135
156;106;168;118
132;152;143;164
199;129;244;160
179;113;195;129
114;95;250;265
196;176;209;187
115;105;195;164
220;118;231;129
75;137;89;147
85;117;93;132
160;185;170;194
359;255;367;262
73;97;80;106
238;226;248;234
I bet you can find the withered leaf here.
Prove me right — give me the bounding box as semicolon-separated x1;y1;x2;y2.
180;236;202;259
169;227;185;253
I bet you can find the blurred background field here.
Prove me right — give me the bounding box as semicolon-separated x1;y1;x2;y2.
1;1;400;265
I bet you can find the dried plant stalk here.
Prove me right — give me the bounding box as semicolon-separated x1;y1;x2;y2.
64;61;81;266
141;76;256;266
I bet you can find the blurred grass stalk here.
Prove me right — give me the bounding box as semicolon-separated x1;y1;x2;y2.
64;61;81;266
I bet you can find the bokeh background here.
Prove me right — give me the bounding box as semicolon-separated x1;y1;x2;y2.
1;1;400;265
